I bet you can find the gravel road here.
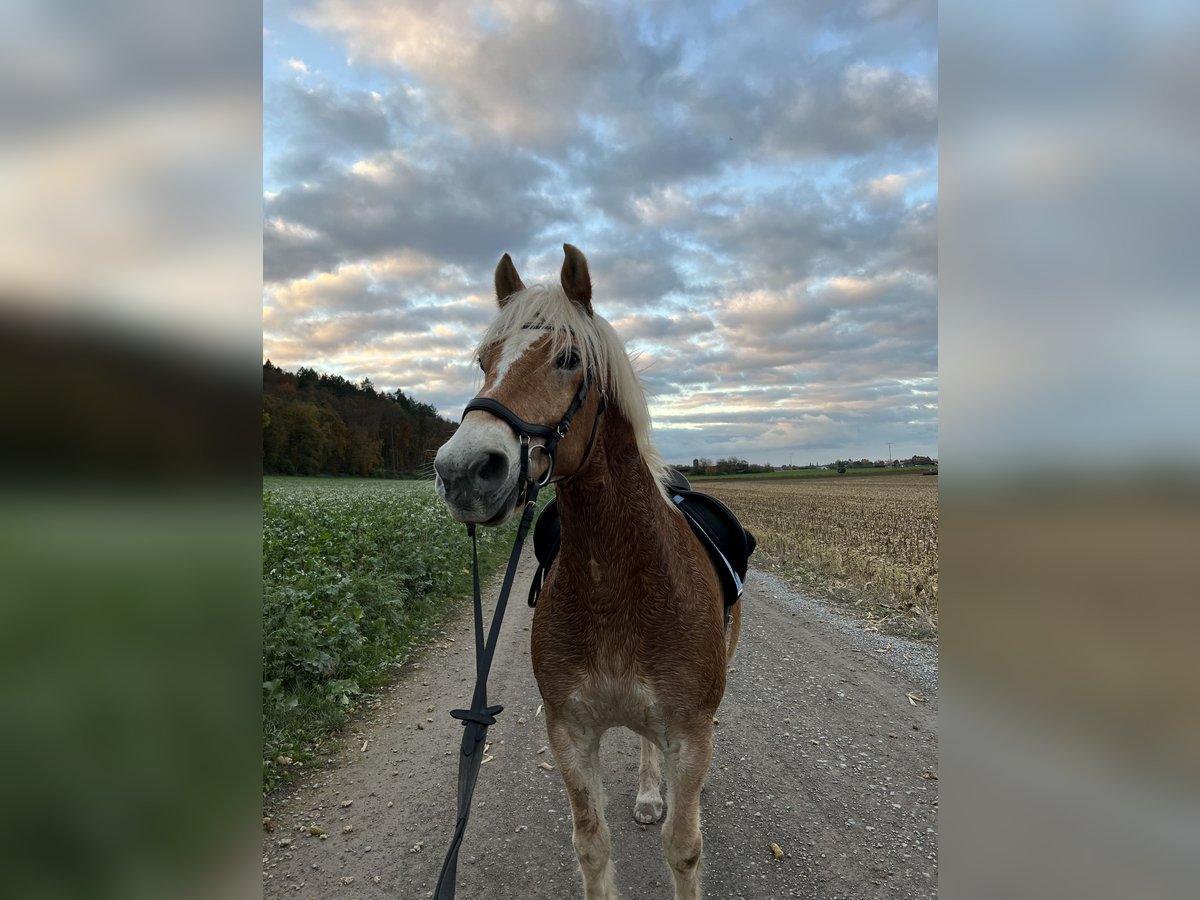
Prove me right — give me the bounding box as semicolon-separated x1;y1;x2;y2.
263;549;938;899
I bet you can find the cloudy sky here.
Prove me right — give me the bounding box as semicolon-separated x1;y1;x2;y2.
263;0;937;466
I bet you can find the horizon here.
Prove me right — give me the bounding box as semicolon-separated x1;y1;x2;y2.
262;357;937;469
263;1;938;468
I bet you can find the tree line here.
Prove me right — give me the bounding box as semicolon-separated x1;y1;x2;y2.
263;361;456;477
677;457;776;476
675;455;937;476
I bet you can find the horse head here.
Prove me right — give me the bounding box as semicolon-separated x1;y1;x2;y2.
435;244;609;525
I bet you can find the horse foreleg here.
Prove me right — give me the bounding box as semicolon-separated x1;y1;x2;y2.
546;715;618;900
661;729;713;900
634;736;664;823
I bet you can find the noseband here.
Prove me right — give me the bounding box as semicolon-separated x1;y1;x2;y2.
461;371;607;498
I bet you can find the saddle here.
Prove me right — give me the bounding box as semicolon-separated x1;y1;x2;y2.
527;469;757;614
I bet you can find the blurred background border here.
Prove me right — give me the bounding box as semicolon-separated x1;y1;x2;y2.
941;1;1200;897
1;2;262;898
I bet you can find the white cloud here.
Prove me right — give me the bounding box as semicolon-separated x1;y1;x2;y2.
263;0;939;462
865;167;931;201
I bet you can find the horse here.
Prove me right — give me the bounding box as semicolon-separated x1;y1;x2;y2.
434;244;741;900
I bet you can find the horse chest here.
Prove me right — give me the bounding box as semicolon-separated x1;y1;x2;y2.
532;610;665;732
532;546;723;733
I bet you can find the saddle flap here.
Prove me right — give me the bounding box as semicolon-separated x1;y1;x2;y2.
672;490;756;577
532;496;562;568
671;490;756;606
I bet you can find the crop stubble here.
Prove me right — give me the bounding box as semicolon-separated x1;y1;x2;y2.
701;474;938;638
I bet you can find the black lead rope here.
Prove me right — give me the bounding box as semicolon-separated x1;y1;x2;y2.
433;374;598;900
434;487;540;900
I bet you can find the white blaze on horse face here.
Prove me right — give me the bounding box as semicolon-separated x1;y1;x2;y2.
478;326;555;478
490;327;542;387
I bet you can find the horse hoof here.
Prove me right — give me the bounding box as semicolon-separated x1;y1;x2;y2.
634;797;664;824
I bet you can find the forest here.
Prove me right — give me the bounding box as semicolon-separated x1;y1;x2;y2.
262;361;455;477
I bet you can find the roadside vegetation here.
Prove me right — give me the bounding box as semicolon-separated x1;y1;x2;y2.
262;477;518;793
702;474;938;640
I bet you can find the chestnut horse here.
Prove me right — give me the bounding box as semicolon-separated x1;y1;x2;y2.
434;244;741;900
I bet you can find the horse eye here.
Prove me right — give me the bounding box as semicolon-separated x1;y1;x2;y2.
478;358;486;373
556;349;581;370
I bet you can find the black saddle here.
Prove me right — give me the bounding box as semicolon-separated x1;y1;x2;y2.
528;469;757;613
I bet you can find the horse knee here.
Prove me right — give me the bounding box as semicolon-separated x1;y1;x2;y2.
665;828;703;875
573;837;612;875
572;817;611;863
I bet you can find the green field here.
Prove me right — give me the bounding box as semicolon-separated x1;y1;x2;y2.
262;477;521;792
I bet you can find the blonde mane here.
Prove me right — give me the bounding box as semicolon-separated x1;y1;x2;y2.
477;282;669;488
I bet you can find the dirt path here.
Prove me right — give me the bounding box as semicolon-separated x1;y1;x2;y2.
263;549;938;899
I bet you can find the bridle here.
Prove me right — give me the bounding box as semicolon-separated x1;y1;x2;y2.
461;368;608;499
433;366;606;900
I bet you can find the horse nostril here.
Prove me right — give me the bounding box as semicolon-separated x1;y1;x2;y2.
472;451;508;489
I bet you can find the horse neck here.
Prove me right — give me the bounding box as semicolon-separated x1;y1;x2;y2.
554;405;663;551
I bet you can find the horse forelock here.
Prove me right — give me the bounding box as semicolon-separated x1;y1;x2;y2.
476;282;668;490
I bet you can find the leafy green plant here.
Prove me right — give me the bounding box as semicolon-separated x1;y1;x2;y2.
261;478;522;792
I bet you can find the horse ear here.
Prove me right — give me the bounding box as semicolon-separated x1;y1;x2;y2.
494;253;525;308
560;243;593;316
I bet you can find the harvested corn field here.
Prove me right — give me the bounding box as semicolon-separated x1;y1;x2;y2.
700;474;938;639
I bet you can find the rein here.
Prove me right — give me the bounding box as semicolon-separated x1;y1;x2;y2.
434;372;605;900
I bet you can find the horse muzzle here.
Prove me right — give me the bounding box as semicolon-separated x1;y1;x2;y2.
434;433;525;525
